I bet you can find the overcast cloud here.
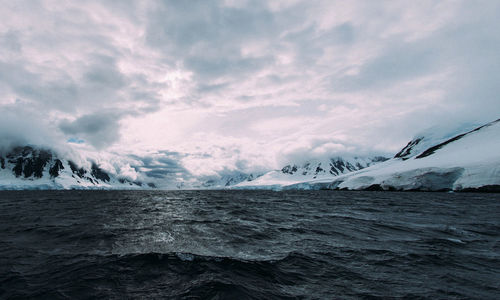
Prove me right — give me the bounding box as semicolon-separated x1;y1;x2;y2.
1;0;499;175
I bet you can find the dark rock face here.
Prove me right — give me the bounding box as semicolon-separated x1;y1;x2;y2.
91;163;110;182
33;150;51;178
330;160;347;174
282;157;389;177
329;158;380;175
394;138;422;160
13;158;23;177
68;161;111;183
49;159;64;178
68;161;86;178
5;146;53;178
23;158;34;177
281;165;298;174
0;157;5;169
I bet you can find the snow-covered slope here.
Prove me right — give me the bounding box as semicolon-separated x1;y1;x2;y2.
197;171;263;189
0;146;155;190
234;156;388;189
393;122;479;160
290;119;500;192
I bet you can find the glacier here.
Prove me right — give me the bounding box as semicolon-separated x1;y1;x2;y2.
235;119;500;192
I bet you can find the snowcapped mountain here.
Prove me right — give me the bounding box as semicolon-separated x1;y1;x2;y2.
0;146;155;190
0;145;264;190
2;119;498;192
234;156;388;189
280;156;388;176
282;119;500;192
197;171;263;189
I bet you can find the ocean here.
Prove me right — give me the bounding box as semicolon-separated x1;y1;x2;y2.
1;190;499;299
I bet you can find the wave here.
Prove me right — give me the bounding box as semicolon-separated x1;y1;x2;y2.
111;250;311;265
1;251;318;299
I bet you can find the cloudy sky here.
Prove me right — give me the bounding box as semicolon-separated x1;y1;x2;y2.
1;0;499;176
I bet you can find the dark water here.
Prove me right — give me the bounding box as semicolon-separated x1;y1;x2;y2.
0;191;499;299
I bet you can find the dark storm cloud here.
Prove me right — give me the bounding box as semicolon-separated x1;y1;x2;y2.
145;0;276;79
129;151;190;179
59;113;122;149
0;54;134;114
83;56;127;90
0;105;59;153
146;0;275;50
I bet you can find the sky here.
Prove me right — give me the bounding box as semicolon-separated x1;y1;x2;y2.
1;0;500;178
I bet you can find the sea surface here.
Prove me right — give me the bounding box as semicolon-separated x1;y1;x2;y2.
0;190;499;299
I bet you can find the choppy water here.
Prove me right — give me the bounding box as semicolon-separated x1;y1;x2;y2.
0;190;499;299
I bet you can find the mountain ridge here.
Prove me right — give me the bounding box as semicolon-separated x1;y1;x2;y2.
291;119;500;192
234;156;389;189
0;146;154;190
1;119;498;191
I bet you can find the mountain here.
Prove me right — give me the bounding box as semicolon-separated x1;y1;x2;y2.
0;145;264;190
0;146;155;190
284;119;500;192
198;171;264;189
234;156;389;189
3;119;498;191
